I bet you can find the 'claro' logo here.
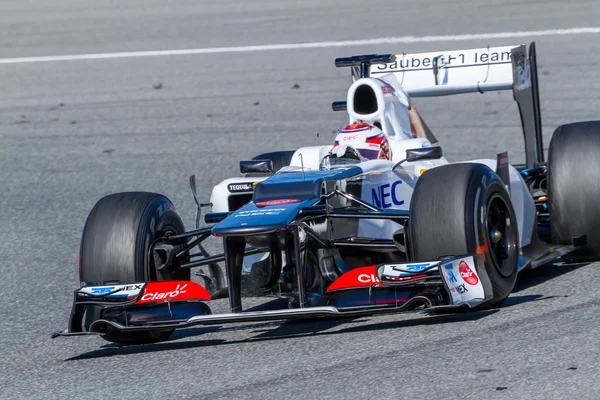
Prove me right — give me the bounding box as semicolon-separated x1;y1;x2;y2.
459;261;479;285
326;266;382;292
142;283;187;301
357;274;380;284
135;281;211;304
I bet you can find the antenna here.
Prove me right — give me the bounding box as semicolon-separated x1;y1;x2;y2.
299;153;305;181
189;175;201;229
189;175;212;228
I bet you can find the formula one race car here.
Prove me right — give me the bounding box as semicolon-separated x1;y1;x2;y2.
54;42;600;344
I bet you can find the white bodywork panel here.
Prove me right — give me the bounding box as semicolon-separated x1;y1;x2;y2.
289;145;332;170
210;176;266;213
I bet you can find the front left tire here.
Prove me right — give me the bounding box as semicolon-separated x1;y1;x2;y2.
80;191;189;344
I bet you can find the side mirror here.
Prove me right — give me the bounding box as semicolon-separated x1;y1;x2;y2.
406;146;443;162
331;101;347;111
240;159;274;174
393;146;443;170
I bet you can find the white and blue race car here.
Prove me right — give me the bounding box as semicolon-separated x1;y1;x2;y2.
54;42;600;345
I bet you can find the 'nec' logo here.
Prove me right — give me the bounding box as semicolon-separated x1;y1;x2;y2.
371;181;404;209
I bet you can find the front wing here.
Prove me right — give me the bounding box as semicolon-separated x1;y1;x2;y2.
53;254;492;338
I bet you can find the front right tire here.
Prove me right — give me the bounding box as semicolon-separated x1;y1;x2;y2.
408;163;519;307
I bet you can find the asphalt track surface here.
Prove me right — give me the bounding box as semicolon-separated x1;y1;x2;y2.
2;1;600;399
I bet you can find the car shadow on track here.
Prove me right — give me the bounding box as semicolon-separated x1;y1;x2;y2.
498;260;589;307
65;308;499;361
513;260;588;293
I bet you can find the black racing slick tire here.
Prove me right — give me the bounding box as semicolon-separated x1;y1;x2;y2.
79;192;189;344
252;150;295;172
408;163;519;307
548;121;600;262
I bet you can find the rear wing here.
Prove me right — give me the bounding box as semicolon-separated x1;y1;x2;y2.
369;46;516;96
335;43;544;168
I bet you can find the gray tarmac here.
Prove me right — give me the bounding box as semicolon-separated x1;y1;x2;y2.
1;1;600;399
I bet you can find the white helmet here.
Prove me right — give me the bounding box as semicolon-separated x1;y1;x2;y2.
333;122;391;161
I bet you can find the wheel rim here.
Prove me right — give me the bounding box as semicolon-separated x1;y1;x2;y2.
485;194;518;278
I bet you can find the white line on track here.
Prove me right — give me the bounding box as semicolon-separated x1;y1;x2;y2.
1;27;599;64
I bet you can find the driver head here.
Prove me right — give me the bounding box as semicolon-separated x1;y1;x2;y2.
333;122;391;161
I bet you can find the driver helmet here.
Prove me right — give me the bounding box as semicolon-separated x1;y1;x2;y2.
333;122;391;161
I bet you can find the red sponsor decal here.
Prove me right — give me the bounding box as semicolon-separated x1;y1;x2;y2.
255;199;300;207
136;281;211;304
326;266;381;293
459;261;479;285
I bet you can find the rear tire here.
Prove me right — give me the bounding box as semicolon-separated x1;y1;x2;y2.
408;163;519;307
548;121;600;262
80;192;189;344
